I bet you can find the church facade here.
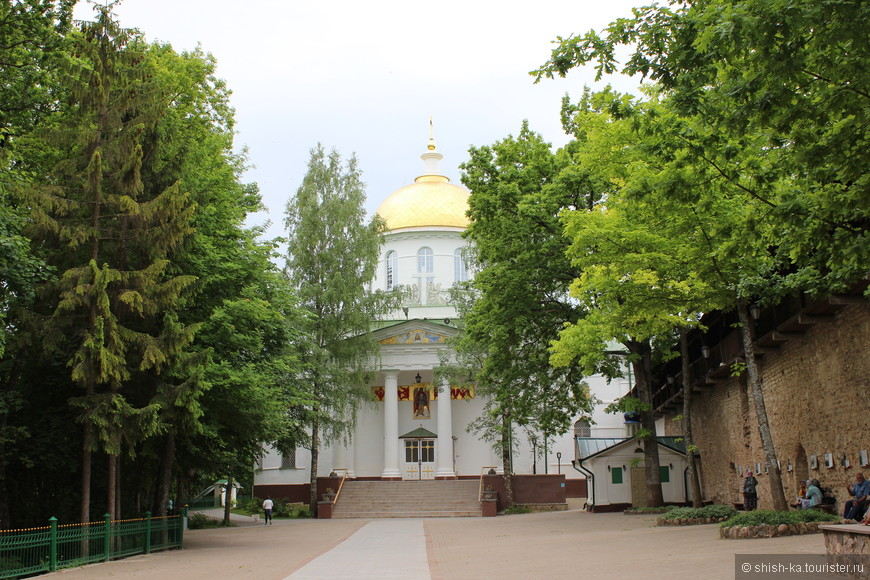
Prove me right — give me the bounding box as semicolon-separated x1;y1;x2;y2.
254;136;629;501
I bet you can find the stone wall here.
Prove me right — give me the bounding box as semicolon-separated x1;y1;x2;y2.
663;302;870;511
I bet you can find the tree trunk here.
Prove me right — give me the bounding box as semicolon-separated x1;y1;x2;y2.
223;473;233;525
501;408;514;507
309;417;320;516
81;425;92;523
155;434;175;517
680;328;703;508
627;339;664;507
115;449;121;519
177;473;186;513
107;452;117;520
737;300;788;511
0;411;9;530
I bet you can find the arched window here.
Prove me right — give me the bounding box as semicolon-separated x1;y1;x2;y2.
417;247;433;274
454;248;468;282
385;250;397;290
574;420;591;438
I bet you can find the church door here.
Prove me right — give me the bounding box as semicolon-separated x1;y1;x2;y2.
403;439;436;480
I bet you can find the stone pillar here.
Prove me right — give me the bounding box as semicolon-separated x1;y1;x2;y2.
436;378;456;479
382;370;401;479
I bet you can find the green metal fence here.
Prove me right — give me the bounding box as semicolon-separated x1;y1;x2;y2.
0;510;185;579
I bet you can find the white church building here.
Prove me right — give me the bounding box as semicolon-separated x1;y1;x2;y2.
254;134;634;504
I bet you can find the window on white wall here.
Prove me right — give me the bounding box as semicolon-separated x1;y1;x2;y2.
574;420;591;438
385;250;397;290
454;248;468;282
417;247;433;273
281;449;296;469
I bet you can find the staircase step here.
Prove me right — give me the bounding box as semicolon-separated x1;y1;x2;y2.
331;480;483;519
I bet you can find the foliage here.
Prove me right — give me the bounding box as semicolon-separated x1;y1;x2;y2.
235;497;309;518
535;0;870;300
455;123;597;503
0;4;305;527
660;504;737;521
186;512;229;529
624;506;672;513
720;509;839;528
283;144;398;511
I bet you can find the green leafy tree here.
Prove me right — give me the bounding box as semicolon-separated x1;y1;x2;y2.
21;5;197;522
458;123;596;505
535;0;870;298
531;0;870;512
283;145;396;513
192;278;308;524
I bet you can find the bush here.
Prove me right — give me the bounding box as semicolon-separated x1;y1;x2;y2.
187;512;224;529
235;497;262;515
720;509;839;528
660;504;737;521
273;500;296;518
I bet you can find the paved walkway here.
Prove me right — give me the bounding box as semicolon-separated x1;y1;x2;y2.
44;508;829;580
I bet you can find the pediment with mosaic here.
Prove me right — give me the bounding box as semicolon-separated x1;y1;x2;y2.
378;329;447;344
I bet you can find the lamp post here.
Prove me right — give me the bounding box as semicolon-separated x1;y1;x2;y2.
556;451;562;474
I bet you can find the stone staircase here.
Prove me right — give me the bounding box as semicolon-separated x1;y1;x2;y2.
331;480;482;518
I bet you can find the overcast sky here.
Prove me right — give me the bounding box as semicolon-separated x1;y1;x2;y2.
73;0;646;241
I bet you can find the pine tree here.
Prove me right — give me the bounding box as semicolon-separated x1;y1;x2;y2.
22;4;196;522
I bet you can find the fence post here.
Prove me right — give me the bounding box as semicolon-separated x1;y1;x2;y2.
144;511;151;554
103;513;111;562
49;517;58;572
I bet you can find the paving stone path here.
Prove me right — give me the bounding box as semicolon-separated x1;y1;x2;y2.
44;508;826;580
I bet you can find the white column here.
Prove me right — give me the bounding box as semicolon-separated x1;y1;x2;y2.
347;414;359;478
332;440;345;474
382;370;401;479
436;378;456;479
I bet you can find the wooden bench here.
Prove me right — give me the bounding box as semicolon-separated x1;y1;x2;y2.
814;503;836;514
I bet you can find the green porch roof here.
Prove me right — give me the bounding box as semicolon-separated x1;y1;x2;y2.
400;426;438;438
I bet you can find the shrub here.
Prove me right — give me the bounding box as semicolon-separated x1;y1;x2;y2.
273;500;296;518
660;504;737;521
235;497;262;515
720;509;839;528
187;512;224;529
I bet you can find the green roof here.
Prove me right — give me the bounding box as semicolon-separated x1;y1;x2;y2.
400;426;438;438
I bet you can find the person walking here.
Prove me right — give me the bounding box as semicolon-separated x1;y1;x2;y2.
263;497;274;525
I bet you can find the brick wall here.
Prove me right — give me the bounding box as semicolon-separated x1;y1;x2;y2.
664;302;870;510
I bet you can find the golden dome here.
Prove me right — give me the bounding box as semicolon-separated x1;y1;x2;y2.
377;175;470;231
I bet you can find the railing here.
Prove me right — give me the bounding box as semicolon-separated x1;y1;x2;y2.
332;468;349;505
0;510;185;579
478;466;498;502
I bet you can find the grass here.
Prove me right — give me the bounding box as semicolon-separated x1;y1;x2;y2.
659;504;737;521
720;509;839;528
